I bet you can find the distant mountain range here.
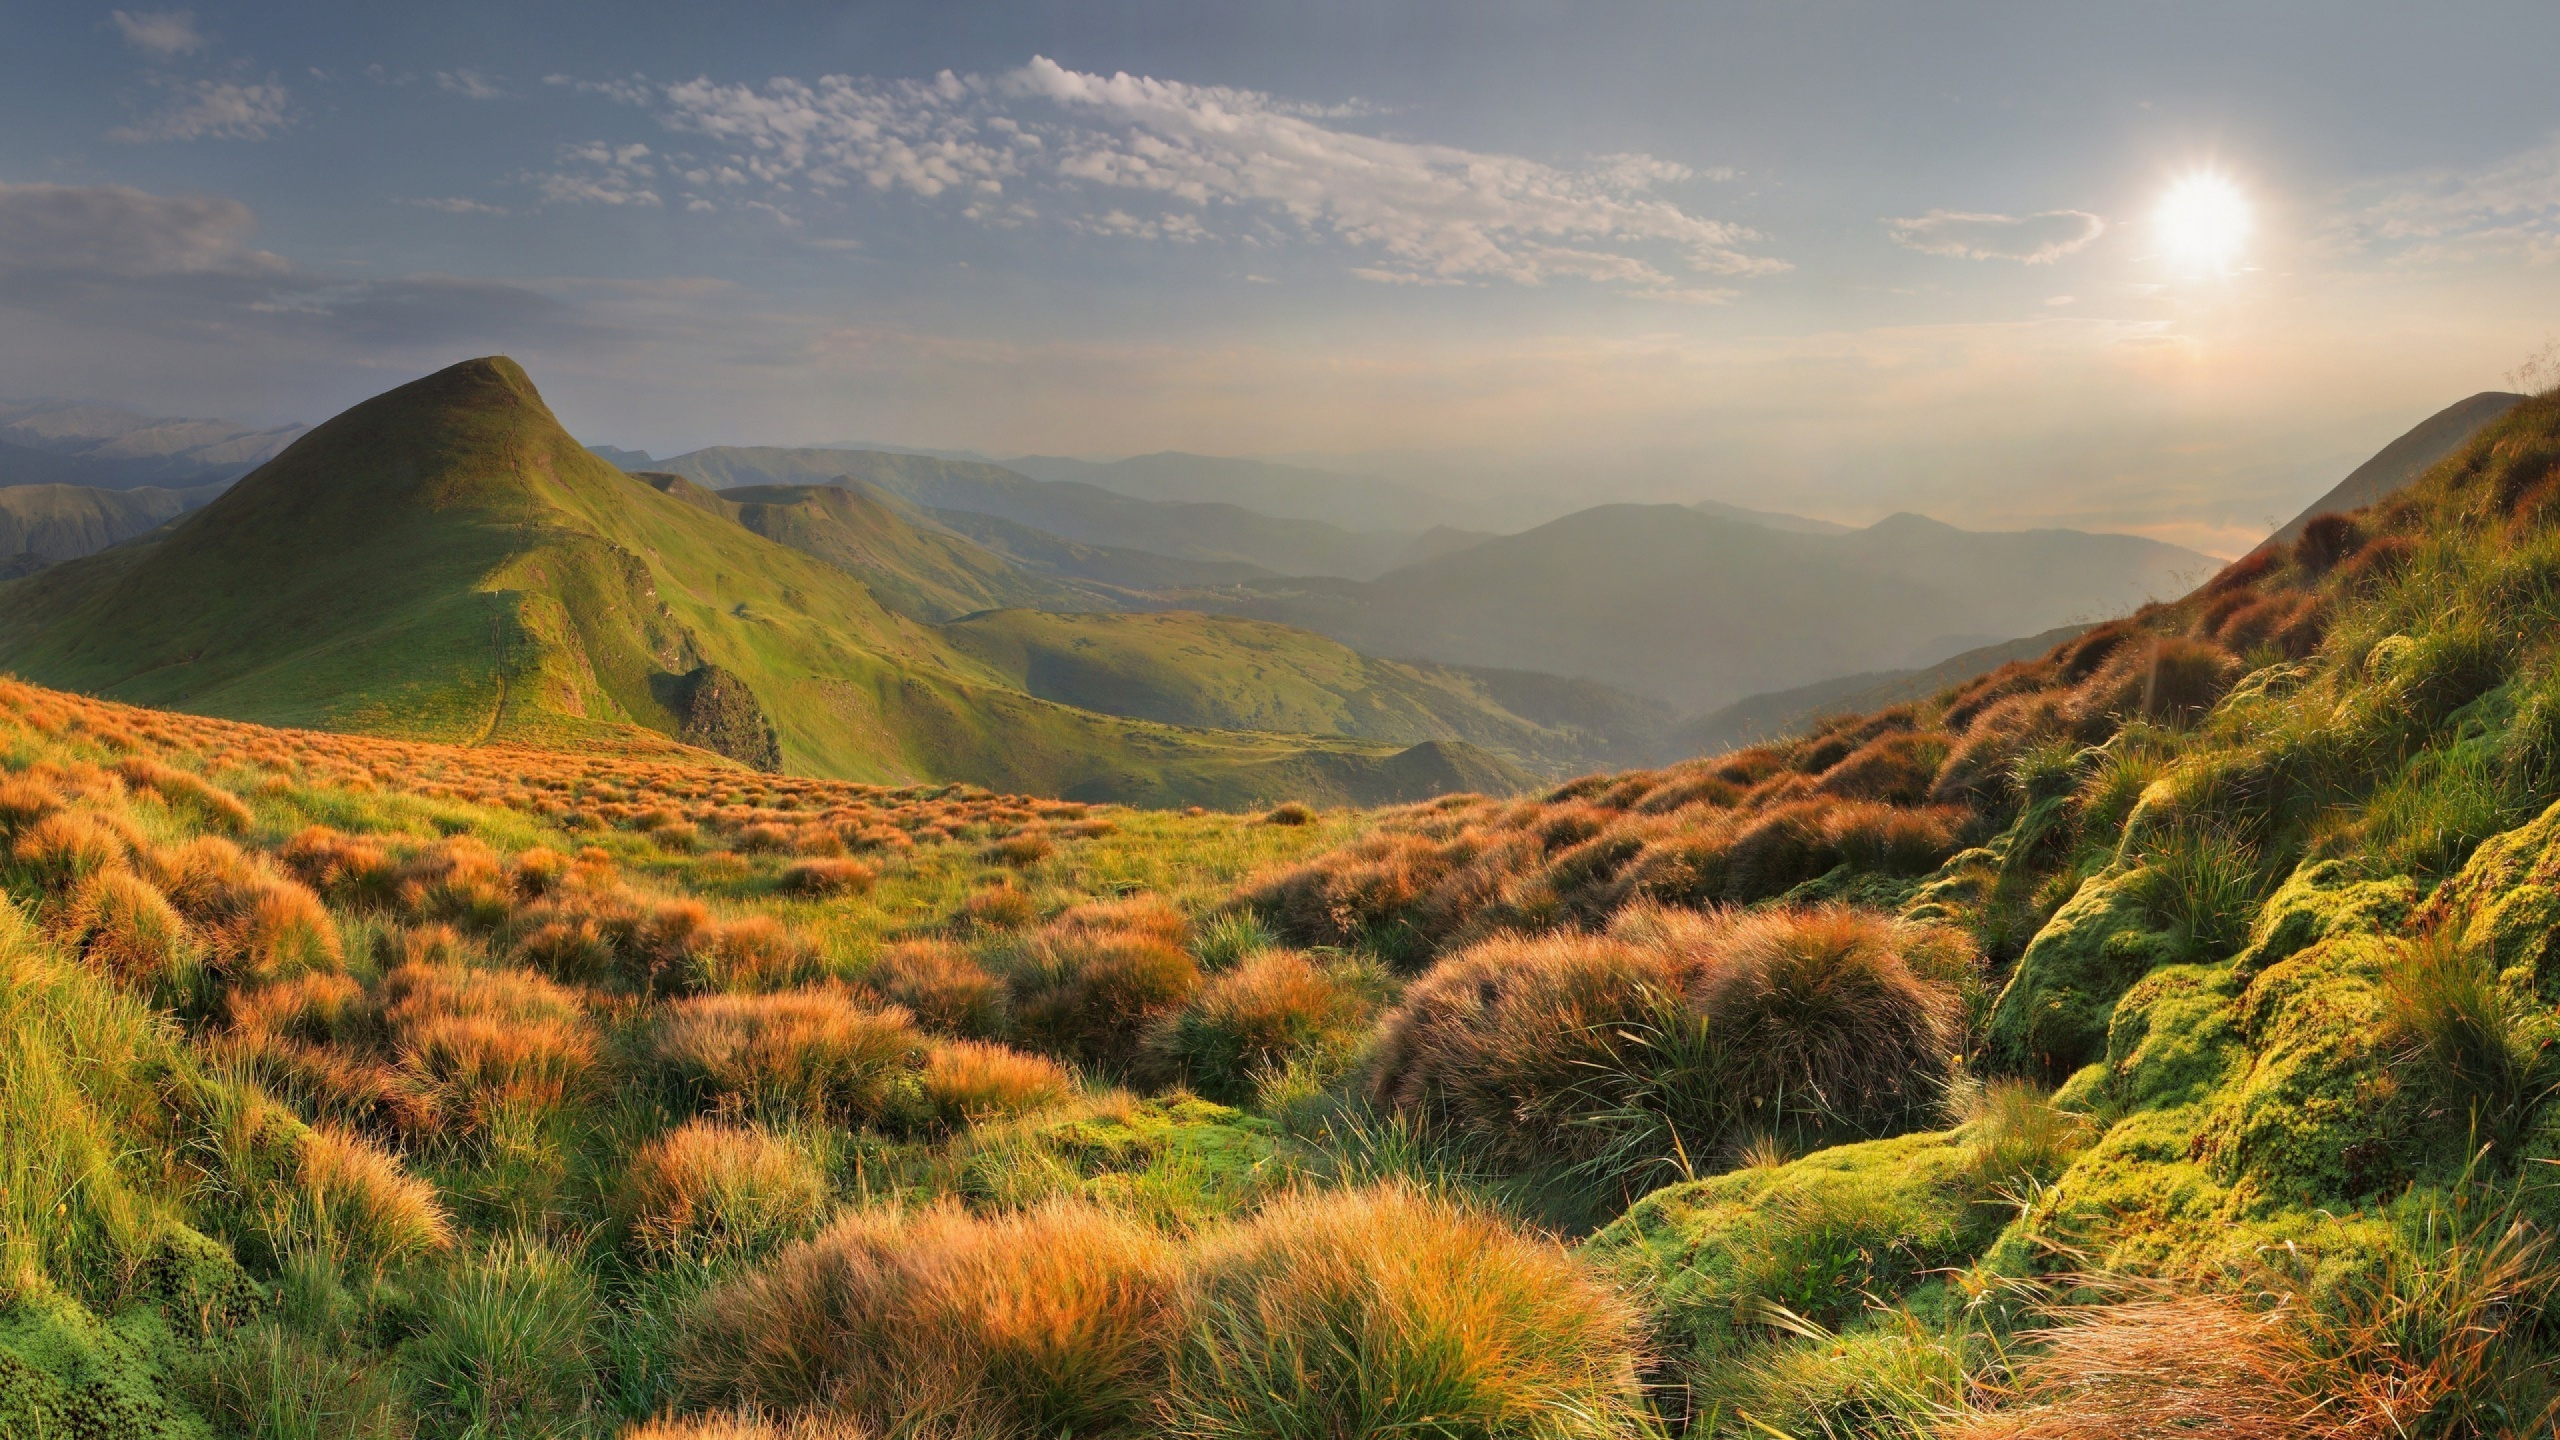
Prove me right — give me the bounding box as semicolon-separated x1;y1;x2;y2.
632;445;1418;580
1196;505;2218;712
0;399;304;490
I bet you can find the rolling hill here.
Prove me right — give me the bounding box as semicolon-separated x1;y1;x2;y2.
635;474;1112;622
0;358;1526;807
633;445;1418;579
1204;504;2213;711
941;608;1669;775
2263;389;2525;547
0;481;224;578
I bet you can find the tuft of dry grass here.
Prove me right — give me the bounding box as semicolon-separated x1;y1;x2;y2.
297;1123;455;1268
920;1039;1076;1124
620;1121;830;1263
655;989;928;1127
864;940;1003;1038
677;1200;1181;1435
1166;1184;1645;1440
1142;949;1366;1104
1008;916;1203;1074
779;856;876;897
53;866;191;991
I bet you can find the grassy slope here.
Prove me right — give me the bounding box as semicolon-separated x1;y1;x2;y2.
0;360;1492;808
942;607;1658;775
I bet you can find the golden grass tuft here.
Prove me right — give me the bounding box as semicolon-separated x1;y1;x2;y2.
920;1040;1076;1123
864;939;1003;1038
620;1120;830;1263
1143;949;1365;1104
779;856;876;897
1167;1184;1645;1440
677;1200;1181;1435
53;866;191;990
297;1123;455;1268
656;989;928;1126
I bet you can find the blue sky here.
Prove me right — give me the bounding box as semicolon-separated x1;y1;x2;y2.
6;1;2560;550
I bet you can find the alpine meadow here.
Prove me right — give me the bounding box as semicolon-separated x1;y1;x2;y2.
8;4;2560;1439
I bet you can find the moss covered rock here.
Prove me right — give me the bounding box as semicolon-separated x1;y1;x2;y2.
0;1288;216;1440
1589;1127;2040;1367
2420;795;2560;997
955;1095;1280;1225
2233;859;2417;979
2193;934;2401;1201
1986;866;2183;1078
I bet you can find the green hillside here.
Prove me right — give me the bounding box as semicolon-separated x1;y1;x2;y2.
942;607;1665;774
0;481;223;578
0;359;1516;807
636;474;1108;622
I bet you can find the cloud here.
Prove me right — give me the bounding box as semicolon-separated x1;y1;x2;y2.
111;10;203;57
0;179;279;277
543;56;1780;288
400;196;508;215
2330;136;2560;265
1888;209;2105;264
110;78;291;142
534;143;660;206
436;69;505;101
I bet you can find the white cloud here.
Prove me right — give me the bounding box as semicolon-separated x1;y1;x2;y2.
111;10;204;57
533;142;660;206
436;69;505;101
0;179;279;276
1887;209;2105;264
544;56;1780;289
2330;136;2560;265
400;196;508;215
110;78;291;142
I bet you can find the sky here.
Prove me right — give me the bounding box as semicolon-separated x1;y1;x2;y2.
6;1;2560;552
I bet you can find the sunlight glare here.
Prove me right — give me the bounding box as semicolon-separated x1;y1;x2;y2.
2154;172;2252;272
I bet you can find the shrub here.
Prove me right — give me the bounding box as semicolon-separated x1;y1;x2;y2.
1263;801;1318;826
279;825;400;908
409;1235;596;1440
1370;907;1961;1188
984;831;1055;867
1009;922;1203;1073
1143;950;1367;1104
54;867;190;991
381;963;596;1132
677;1201;1181;1435
956;882;1036;932
11;810;124;890
656;989;928;1127
2069;635;2244;729
921;1040;1077;1123
1698;906;1964;1135
864;939;1003;1038
779;857;875;897
621;1121;830;1263
1166;1185;1644;1440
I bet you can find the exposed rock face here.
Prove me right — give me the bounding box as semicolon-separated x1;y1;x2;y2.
674;663;781;772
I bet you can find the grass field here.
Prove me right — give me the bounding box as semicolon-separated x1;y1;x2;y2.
7;389;2560;1436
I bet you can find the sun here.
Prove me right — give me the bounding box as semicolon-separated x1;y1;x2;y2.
2154;172;2252;272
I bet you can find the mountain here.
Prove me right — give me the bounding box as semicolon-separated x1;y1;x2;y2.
1204;503;2212;711
914;507;1271;591
1000;451;1460;532
941;608;1667;776
0;358;1521;807
1690;497;1853;534
0;398;304;489
1665;622;2094;758
2264;390;2526;547
632;445;1417;579
635;475;1114;623
0;481;227;578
